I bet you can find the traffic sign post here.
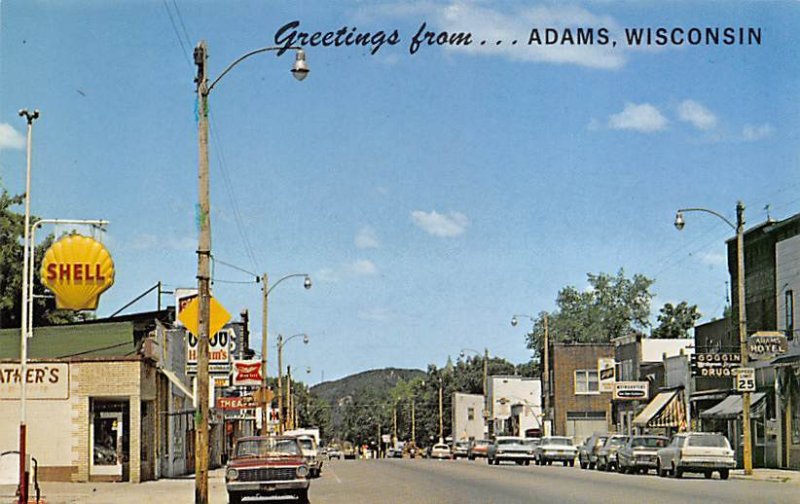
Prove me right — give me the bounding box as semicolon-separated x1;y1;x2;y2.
734;368;756;392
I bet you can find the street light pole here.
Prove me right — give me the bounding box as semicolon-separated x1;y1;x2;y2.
438;378;443;442
260;273;311;435
675;201;751;475
511;313;549;435
276;333;309;433
17;107;39;504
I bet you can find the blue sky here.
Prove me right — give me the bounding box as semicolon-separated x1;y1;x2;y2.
2;1;799;383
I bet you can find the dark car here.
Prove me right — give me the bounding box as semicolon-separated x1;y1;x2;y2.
578;434;608;470
596;435;628;471
616;435;669;474
452;440;472;460
225;436;310;504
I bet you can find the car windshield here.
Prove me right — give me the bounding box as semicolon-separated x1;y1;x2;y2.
523;439;540;446
298;438;314;450
546;438;572;446
475;440;490;447
433;444;448;450
607;437;627;446
687;435;728;448
498;438;523;445
236;438;300;458
630;437;667;448
455;442;470;448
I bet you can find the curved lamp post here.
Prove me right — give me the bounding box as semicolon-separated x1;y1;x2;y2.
193;41;308;503
260;273;311;434
511;313;550;436
276;333;309;433
674;202;751;474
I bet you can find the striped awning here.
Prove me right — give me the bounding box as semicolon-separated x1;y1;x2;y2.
633;390;686;429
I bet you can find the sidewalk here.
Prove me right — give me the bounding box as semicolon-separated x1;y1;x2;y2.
730;468;800;484
1;469;228;504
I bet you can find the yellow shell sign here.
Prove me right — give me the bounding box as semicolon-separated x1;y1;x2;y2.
40;234;115;310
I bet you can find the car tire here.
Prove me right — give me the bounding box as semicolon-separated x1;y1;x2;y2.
617;463;625;474
469;455;475;461
228;493;242;504
525;460;530;466
672;463;682;479
569;460;574;467
297;488;310;504
548;460;553;466
657;461;666;478
589;462;595;470
720;469;730;480
580;460;588;470
487;457;492;465
704;471;713;479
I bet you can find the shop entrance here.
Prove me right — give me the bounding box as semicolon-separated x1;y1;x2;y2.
90;399;129;481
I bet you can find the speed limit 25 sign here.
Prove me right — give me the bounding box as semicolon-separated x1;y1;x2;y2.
734;367;756;392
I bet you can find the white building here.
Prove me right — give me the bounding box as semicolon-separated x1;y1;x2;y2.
487;376;542;437
452;393;485;441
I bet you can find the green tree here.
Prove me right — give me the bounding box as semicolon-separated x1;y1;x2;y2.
0;189;87;328
526;269;654;353
651;301;701;339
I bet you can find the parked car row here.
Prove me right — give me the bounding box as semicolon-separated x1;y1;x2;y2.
414;431;735;482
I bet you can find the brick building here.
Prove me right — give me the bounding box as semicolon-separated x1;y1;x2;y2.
547;343;614;440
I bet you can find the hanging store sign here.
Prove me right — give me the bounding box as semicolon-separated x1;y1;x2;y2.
186;328;233;375
217;395;257;410
233;360;263;387
598;358;615;393
0;363;69;400
613;381;648;400
748;332;788;360
691;352;742;377
40;235;115;310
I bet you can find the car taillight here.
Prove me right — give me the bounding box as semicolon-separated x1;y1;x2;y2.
296;465;309;478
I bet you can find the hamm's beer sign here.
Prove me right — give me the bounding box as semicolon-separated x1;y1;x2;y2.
41;234;115;310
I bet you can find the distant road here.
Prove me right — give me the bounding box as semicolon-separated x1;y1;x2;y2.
311;458;798;504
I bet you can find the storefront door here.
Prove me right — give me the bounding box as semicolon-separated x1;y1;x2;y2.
90;400;128;479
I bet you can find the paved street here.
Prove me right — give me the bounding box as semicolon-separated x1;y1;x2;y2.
5;458;798;504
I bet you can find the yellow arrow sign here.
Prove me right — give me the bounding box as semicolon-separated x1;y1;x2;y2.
178;296;232;338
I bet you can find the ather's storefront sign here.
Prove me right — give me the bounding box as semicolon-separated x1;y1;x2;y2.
41;234;115;310
0;363;69;400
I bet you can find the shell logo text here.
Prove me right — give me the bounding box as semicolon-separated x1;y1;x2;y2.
41;234;115;310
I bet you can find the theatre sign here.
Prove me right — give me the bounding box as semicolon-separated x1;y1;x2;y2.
0;363;69;400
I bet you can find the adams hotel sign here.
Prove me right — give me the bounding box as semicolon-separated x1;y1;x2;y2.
0;363;69;400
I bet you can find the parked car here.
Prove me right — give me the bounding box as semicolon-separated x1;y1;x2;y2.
225;435;310;504
468;439;491;460
656;432;735;480
577;433;608;470
452;440;472;460
522;437;541;455
388;447;404;458
296;435;323;478
534;436;577;466
430;443;452;460
487;436;536;466
342;441;356;460
327;446;343;460
596;434;628;471
616;435;669;474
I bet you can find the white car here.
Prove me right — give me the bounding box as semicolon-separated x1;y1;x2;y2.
535;436;578;466
296;435;323;477
657;432;735;480
430;443;451;460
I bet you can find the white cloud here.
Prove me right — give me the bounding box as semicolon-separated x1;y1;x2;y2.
411;210;469;237
355;226;380;249
677;100;717;130
696;251;726;267
608;102;668;133
346;259;378;276
742;123;774;142
359;3;626;69
0;123;25;150
317;259;378;282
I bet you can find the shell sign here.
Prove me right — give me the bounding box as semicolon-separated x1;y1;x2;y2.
40;234;115;310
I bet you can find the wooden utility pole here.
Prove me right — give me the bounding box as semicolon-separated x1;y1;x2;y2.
438;380;443;442
277;334;284;433
287;365;293;430
193;40;211;504
735;202;753;475
411;399;416;445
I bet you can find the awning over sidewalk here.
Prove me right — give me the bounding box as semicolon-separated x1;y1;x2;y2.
633;390;686;428
700;392;766;420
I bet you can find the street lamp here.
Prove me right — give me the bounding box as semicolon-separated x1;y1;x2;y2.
259;273;312;434
193;40;308;504
276;333;309;433
674;202;751;475
511;313;550;436
17;108;39;504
